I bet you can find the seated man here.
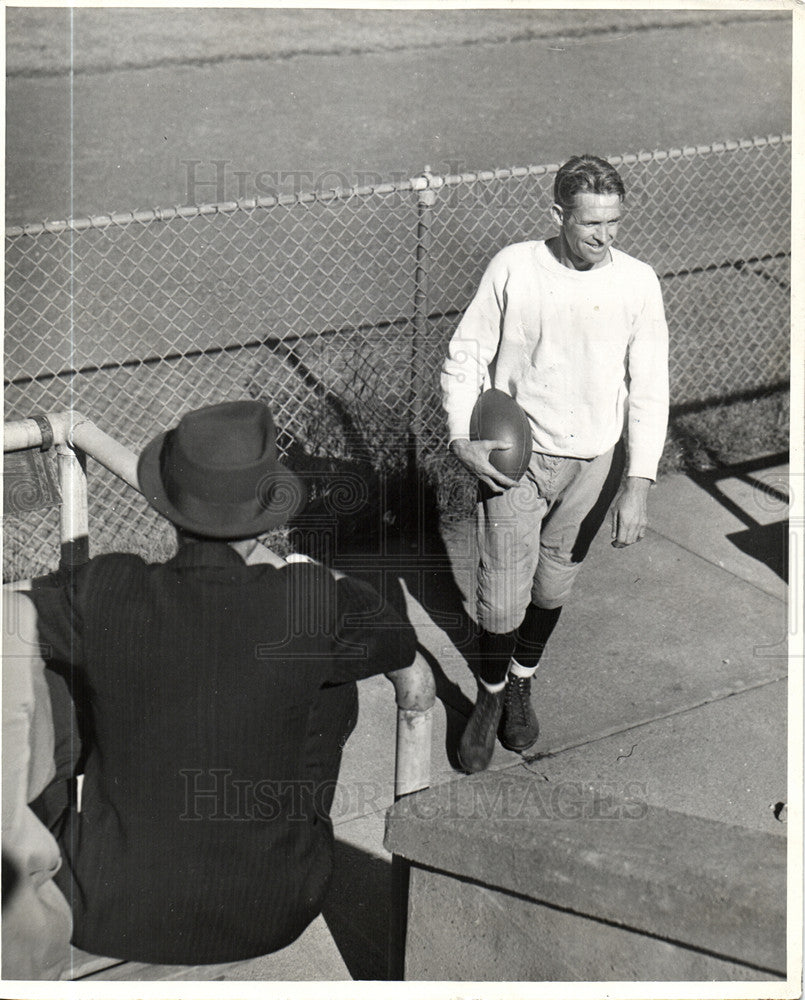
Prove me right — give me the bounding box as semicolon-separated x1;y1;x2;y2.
3;399;432;970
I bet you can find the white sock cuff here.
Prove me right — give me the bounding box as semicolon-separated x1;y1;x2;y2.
480;677;506;694
509;658;539;679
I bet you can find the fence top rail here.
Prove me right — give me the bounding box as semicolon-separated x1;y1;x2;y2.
5;133;791;240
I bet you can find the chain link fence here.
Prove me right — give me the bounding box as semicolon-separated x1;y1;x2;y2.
4;135;791;581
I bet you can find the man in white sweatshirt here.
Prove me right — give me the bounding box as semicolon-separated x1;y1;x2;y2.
441;154;669;773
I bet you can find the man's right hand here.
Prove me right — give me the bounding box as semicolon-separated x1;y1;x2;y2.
450;438;522;493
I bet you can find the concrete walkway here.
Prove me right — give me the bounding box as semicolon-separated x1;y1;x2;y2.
75;460;790;981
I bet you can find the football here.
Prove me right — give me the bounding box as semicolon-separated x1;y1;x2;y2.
469;388;532;481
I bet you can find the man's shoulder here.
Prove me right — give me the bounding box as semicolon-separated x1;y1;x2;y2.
485;240;541;274
495;240;540;261
86;552;157;598
32;550;146;589
90;551;153;577
611;247;659;281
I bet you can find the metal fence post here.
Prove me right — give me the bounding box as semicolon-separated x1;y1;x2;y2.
409;168;439;470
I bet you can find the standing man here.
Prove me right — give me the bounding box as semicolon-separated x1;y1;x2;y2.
3;400;432;973
442;154;669;774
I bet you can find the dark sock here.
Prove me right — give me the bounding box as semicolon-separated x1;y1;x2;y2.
478;628;516;686
511;604;562;669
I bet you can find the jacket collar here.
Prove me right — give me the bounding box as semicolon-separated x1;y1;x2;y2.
168;540;247;570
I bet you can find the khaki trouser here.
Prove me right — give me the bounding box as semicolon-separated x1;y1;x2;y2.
476;443;623;634
2;590;72;981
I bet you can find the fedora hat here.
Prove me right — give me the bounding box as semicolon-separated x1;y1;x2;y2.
137;400;306;538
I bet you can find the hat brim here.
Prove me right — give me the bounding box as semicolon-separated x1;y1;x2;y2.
137;430;307;538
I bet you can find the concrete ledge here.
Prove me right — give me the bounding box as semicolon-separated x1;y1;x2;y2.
401;868;781;982
385;771;786;978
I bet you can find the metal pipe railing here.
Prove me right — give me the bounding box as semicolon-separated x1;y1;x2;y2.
3;410;434;799
4;410;140;488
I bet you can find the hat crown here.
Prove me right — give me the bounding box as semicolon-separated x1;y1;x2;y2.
137;400;305;538
174;401;275;469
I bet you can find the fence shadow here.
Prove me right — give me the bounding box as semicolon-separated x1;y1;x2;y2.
678;449;789;581
726;520;787;581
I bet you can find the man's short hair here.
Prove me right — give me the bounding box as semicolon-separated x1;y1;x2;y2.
553;155;625;209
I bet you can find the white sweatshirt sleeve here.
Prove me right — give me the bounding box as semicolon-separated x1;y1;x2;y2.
440;251;510;442
625;270;670;480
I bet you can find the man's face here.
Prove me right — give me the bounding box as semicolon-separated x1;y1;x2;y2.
552;191;622;270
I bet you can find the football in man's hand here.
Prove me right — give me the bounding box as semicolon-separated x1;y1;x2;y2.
469;388;532;481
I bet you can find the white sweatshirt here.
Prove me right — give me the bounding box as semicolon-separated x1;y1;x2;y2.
440;240;670;481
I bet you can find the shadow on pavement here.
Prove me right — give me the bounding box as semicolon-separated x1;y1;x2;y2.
727;520;788;581
683;451;789;580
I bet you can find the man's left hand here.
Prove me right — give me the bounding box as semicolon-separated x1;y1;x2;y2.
611;476;652;547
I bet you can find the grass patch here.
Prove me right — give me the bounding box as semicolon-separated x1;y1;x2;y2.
659;387;789;475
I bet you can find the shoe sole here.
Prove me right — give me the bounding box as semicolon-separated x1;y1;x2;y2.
499;733;539;753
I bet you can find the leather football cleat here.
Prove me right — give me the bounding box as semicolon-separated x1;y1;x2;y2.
499;675;540;752
457;685;506;773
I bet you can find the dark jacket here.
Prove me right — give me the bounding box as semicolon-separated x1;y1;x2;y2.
30;541;416;964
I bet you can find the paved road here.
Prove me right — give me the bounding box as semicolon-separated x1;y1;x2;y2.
5;10;792;225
